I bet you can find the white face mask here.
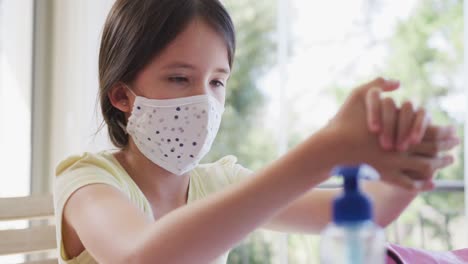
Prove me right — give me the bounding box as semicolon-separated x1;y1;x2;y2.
125;88;224;175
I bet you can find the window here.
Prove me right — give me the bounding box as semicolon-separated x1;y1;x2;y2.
0;0;463;263
0;1;34;263
219;0;465;263
0;0;33;197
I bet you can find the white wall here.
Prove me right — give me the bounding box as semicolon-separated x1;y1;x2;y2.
0;0;33;197
48;0;115;189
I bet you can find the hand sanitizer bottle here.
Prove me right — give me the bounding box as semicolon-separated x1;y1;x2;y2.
320;165;386;264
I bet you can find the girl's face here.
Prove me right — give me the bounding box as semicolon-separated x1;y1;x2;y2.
128;18;230;105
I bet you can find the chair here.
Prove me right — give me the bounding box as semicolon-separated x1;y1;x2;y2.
0;194;58;264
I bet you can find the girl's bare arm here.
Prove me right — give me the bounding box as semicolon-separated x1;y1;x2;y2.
64;128;337;264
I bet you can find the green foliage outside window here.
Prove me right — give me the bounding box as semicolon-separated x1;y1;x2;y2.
205;0;464;262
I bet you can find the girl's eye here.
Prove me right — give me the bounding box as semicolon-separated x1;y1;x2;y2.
168;76;189;83
211;80;225;88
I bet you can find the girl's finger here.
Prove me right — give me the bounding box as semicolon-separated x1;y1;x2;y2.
409;108;430;144
398;170;428;181
396;101;415;151
422;180;436;192
365;88;382;133
384;171;418;191
380;97;398;150
356;77;400;96
403;170;436;190
393;170;436;192
408;138;461;157
415;179;435;192
401;155;454;179
423;125;457;141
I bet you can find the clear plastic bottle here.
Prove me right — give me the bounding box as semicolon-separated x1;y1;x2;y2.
320;165;386;264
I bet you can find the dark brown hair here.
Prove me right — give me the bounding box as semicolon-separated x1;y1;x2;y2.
99;0;236;148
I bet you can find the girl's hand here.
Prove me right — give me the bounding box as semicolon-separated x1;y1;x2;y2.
409;125;459;158
405;125;460;191
364;80;460;191
324;77;456;190
365;84;431;151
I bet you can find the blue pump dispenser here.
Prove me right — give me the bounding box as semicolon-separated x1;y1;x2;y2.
320;164;385;264
332;166;374;224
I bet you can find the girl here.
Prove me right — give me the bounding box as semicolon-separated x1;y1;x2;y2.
54;0;460;263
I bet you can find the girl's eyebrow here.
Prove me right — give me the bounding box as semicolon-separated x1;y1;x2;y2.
163;62;230;75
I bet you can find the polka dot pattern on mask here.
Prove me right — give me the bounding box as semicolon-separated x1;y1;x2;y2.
126;95;224;175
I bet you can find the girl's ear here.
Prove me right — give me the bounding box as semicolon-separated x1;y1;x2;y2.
108;83;133;113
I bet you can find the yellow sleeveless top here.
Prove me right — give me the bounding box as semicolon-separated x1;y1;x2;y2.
53;151;251;264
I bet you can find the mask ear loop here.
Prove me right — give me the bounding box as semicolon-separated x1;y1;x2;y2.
124;84;138;97
117;119;128;135
118;84;137;135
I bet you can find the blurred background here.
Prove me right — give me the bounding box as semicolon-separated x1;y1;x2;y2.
0;0;466;263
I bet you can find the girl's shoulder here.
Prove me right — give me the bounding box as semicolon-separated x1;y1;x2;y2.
53;150;150;218
53;151;128;201
55;151;122;178
195;155;249;181
189;155;253;200
196;155;239;170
